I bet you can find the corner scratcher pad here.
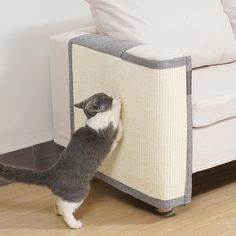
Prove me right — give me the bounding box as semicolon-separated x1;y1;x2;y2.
68;34;192;209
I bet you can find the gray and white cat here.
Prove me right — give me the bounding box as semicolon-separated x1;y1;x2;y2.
0;93;122;229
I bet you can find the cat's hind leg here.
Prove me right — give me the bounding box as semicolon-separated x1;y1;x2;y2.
55;197;84;229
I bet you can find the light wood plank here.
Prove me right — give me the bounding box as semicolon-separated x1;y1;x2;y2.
0;177;235;235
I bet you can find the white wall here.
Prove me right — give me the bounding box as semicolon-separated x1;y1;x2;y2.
0;0;91;154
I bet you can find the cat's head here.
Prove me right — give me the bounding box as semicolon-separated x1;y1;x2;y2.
74;93;113;119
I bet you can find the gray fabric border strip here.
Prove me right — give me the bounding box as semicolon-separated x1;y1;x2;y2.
95;172;186;209
68;33;193;209
70;34;191;70
185;56;193;204
71;34;140;58
185;95;193;203
68;39;75;134
121;53;189;70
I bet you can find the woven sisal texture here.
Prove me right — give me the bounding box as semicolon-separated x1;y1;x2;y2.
71;44;188;201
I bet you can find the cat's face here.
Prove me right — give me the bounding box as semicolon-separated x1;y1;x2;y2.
74;93;113;119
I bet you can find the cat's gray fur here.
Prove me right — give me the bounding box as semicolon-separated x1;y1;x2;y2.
0;93;122;229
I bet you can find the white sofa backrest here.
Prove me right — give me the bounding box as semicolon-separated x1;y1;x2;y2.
221;0;236;38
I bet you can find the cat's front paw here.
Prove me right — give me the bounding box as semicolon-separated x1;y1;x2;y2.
67;220;82;229
113;97;121;104
113;97;122;111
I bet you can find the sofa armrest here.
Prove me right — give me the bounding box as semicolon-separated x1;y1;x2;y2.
70;33;190;68
70;34;191;95
53;32;192;209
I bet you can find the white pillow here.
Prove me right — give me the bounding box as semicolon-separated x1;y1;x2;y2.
86;0;236;68
221;0;236;38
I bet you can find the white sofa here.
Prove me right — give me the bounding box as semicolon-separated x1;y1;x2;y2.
50;25;236;213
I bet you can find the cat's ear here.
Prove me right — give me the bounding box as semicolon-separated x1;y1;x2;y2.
74;102;84;109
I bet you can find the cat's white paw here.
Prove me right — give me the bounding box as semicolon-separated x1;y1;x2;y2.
113;97;122;105
113;98;122;113
117;121;123;141
67;220;82;229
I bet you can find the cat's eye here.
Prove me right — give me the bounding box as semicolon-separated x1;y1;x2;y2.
93;104;100;110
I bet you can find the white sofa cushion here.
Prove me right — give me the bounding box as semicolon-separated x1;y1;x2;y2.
221;0;236;38
192;62;236;127
86;0;236;68
193;116;236;173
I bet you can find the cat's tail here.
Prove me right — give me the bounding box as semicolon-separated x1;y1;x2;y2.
0;163;49;186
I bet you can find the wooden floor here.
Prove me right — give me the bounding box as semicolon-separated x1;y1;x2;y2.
0;164;235;236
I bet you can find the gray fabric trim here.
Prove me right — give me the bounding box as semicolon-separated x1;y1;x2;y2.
121;53;189;70
185;95;193;203
68;40;75;134
185;56;192;72
184;57;192;204
70;34;140;58
95;172;186;209
186;56;192;95
186;71;192;95
68;33;193;209
70;34;191;70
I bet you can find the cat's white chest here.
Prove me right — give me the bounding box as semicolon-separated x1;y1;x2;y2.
107;121;123;158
